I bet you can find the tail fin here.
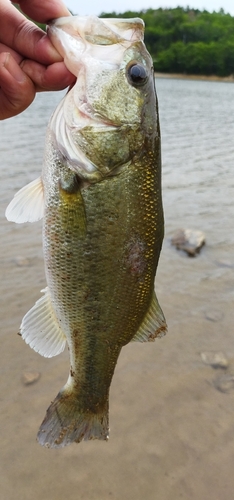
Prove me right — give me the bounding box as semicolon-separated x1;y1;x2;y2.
37;388;109;448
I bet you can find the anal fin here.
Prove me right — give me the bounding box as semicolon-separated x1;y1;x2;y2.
131;292;167;342
20;287;66;358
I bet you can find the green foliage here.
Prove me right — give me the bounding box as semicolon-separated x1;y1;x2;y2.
100;7;234;76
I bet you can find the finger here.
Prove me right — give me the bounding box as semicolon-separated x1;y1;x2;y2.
0;2;63;64
21;59;76;92
18;0;71;23
0;42;23;64
0;52;35;120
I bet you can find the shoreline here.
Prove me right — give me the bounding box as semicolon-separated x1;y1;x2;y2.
155;72;234;83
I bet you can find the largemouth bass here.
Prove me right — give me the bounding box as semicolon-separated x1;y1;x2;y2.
6;16;167;448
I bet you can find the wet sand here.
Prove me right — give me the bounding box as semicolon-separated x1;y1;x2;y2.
1;82;234;499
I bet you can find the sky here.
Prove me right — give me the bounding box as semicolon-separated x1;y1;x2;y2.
65;0;234;16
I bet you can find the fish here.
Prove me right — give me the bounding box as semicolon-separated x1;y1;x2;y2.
5;15;167;448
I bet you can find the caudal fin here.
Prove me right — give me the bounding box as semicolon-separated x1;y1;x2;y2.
37;389;109;448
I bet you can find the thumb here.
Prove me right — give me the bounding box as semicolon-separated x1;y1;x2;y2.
0;53;35;119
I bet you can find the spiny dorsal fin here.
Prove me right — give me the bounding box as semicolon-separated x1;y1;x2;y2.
20;288;66;358
131;292;167;342
5;176;44;223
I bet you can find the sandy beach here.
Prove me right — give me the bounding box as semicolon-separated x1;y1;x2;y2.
0;79;234;500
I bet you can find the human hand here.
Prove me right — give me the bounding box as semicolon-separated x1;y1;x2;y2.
0;0;76;119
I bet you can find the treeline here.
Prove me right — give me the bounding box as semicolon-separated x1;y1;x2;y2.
100;8;234;77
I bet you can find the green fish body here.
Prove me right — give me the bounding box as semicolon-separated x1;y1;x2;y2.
6;16;166;447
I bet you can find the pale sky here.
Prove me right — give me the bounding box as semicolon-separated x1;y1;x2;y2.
65;0;234;16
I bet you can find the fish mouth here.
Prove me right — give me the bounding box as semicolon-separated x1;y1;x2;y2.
47;16;145;79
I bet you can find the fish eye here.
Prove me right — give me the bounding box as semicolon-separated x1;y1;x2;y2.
127;63;148;86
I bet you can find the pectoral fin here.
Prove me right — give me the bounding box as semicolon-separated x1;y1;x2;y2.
131;292;167;342
5;176;44;223
20;287;66;358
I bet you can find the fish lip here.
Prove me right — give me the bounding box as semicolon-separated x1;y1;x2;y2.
77;99;118;128
65;84;117;128
48;16;145;43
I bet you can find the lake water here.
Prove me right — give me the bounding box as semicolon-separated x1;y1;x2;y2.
0;77;234;500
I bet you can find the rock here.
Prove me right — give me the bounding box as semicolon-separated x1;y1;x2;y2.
22;371;41;385
201;351;228;369
205;310;224;322
213;374;234;393
215;259;234;269
171;228;205;257
13;256;31;267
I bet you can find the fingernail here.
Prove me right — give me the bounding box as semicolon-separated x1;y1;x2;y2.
3;53;26;83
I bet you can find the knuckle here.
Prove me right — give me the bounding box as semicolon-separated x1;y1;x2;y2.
12;19;41;59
